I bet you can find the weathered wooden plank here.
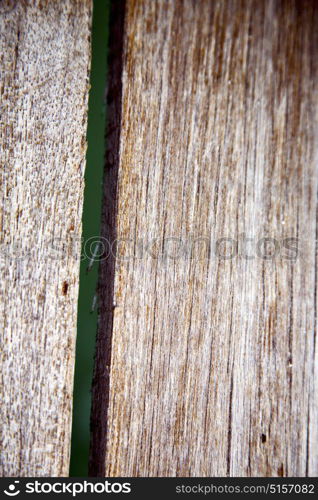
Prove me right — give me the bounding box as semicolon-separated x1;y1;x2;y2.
91;0;318;477
0;0;92;476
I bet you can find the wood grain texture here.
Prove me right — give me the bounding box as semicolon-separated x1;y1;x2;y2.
91;0;318;477
0;0;92;476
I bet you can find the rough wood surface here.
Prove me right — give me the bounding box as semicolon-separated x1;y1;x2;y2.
0;0;92;476
91;0;318;477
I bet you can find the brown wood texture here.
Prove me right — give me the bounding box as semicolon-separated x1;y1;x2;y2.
0;0;92;476
91;0;318;477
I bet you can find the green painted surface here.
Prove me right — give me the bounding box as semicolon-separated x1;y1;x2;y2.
70;0;109;477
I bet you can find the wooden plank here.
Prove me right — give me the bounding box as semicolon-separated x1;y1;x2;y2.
0;0;92;476
91;0;318;477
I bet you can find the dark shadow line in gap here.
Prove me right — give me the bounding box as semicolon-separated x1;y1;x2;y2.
89;0;126;477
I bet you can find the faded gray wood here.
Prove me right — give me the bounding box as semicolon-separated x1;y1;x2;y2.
91;0;318;477
0;0;92;476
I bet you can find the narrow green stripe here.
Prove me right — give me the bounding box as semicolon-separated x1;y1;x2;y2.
70;0;110;477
